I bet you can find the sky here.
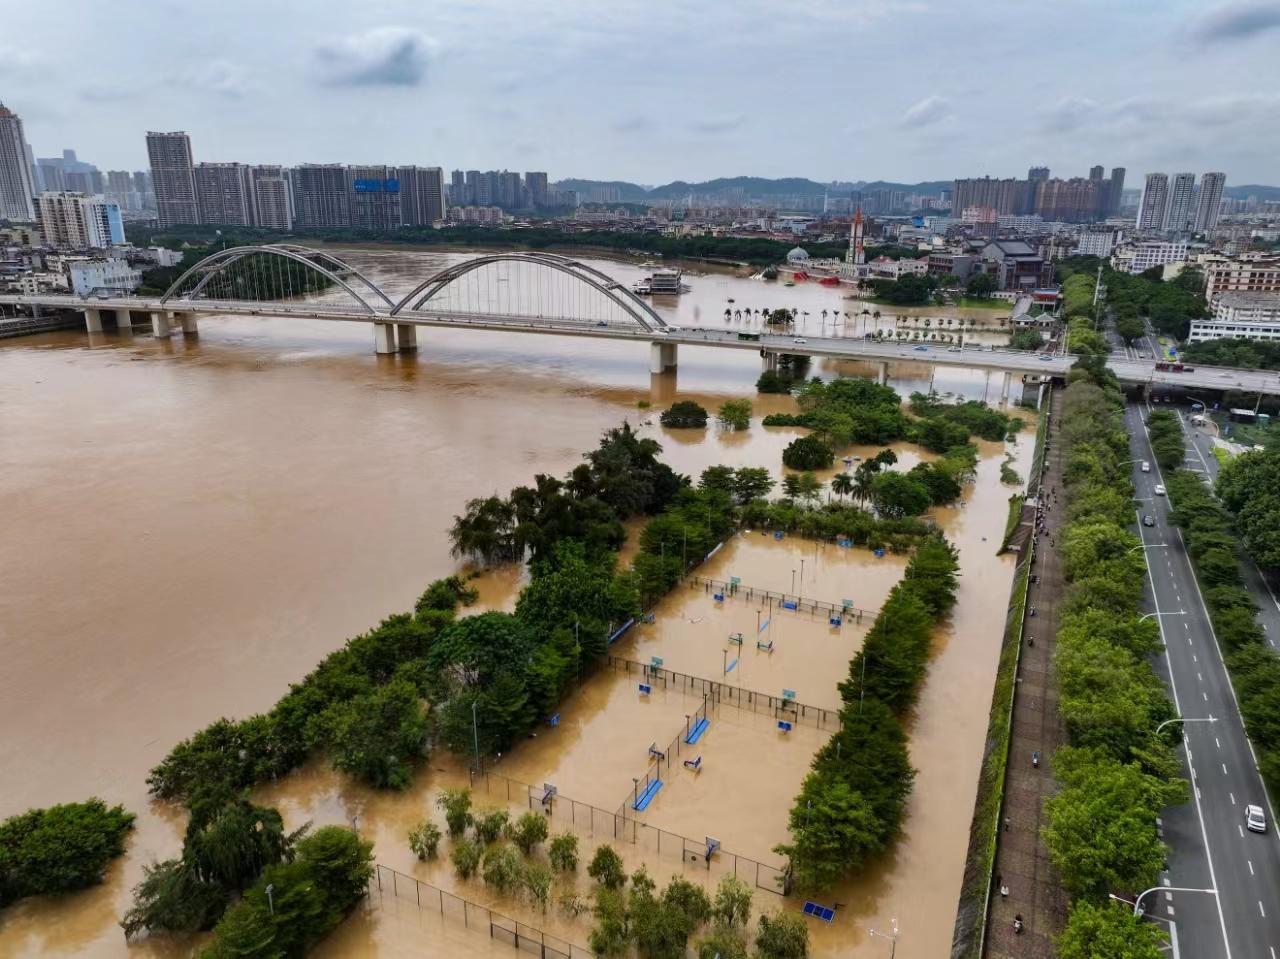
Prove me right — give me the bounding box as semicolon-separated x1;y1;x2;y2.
2;0;1279;186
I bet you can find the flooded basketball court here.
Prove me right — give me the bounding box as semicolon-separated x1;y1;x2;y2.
0;247;1031;958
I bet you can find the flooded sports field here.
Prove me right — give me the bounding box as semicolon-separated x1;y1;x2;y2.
0;248;1031;958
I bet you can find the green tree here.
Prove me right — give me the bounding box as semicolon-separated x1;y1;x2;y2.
712;875;752;927
782;436;834;470
437;788;473;837
482;843;526;893
1057;899;1166;959
524;861;553;913
319;679;428;789
415;575;478;615
0;799;135;908
775;779;883;893
830;472;854;502
510;810;549;854
754;910;810;959
965;272;998;298
473;808;510;845
797;471;822;504
717;399;752;431
697;926;749;959
449;496;518;565
731;467;774;503
451;837;483;879
549;832;579;872
408;820;442;860
870;472;931;518
588;844;627;889
660;401;709;428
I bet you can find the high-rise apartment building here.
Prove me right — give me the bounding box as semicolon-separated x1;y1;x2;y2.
291;164;349;229
1089;165;1104;182
397;166;445;225
146;131;199;227
498;171;523;209
1164;173;1196;232
1033;177;1104;223
0;103;36;221
951;177;1024;216
346;165;402;231
1137;174;1169;231
1194;172;1226;233
1107;167;1126;215
194;162;253;226
450;169;466;205
525;172;549;208
37;161;67;193
247;165;291;230
34;192;125;248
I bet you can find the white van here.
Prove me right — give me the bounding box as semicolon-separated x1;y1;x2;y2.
1141;461;1151;473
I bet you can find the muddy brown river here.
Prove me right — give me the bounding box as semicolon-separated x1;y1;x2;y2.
0;249;1030;957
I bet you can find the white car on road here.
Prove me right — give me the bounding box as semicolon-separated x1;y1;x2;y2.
1154;484;1166;496
1247;804;1267;833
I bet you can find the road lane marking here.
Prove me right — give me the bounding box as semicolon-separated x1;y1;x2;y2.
1249;859;1254;875
1231;792;1236;804
1217;738;1221;748
1199;672;1204;682
1241;825;1246;837
1223;763;1229;775
1262;901;1267;918
1205;691;1209;701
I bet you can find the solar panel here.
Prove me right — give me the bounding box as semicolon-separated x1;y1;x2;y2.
803;901;835;922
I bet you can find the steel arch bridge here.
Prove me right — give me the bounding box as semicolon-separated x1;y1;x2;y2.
157;244;668;332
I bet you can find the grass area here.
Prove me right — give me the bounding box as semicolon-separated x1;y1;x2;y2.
1001;494;1026;549
1212;414;1276;449
1213;446;1232;467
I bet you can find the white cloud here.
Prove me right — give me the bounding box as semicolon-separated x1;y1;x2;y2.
315;27;438;87
901;95;951;129
181;60;253;98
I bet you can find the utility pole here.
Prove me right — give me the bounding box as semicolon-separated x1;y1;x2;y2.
471;700;481;775
1092;260;1104;330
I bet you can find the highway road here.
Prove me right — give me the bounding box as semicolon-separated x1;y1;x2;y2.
1128;399;1280;958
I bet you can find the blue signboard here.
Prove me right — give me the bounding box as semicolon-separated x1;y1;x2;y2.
353;179;382;192
383;178;400;193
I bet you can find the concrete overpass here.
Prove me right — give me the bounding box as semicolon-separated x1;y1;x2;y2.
4;245;1279;397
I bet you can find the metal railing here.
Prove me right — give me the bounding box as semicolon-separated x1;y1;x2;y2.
605;655;840;731
620;694;710;817
469;769;789;895
370;862;596;959
687;575;876;621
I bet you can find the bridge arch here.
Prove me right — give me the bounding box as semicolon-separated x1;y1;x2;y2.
390;252;669;331
159;244;395;314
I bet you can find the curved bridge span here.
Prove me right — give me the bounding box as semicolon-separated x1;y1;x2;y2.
3;244;1280;396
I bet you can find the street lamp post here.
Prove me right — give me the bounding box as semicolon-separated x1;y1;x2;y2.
266;883;275;916
1155;716;1216;736
869;918;899;957
471;700;481;775
1127;542;1167;553
1114;886;1216;918
1139;610;1186;623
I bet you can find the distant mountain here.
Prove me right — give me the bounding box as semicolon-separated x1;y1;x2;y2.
554;175;954;201
1225;185;1280;202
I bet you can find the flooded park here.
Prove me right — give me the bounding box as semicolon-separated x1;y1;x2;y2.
0;248;1032;958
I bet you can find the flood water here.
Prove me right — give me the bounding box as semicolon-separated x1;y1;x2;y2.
0;248;1031;958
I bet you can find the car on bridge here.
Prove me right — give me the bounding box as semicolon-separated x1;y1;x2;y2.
913;345;928;352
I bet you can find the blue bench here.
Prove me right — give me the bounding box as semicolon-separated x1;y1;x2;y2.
781;600;798;611
547;713;560;727
803;901;835;922
638;683;652;696
757;639;774;652
777;720;793;733
829;616;842;627
685;717;711;745
713;592;725;602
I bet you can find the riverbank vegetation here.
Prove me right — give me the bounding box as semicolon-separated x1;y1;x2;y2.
0;799;134;909
774;536;960;893
761;379;1020;518
1042;368;1183;955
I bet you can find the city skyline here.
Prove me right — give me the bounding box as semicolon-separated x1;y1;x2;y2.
2;0;1279;183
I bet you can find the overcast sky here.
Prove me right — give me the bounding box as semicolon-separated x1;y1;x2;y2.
3;0;1279;185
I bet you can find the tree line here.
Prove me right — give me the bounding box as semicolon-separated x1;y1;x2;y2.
774;536;961;892
1042;367;1184;958
1169;452;1280;798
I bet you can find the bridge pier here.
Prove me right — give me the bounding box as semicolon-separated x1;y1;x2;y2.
83;308;103;334
373;322;397;355
761;351;778;373
876;361;889;386
650;341;677;374
151;311;172;339
1000;370;1013;402
116;310;136;332
395;323;417;351
178;312;198;335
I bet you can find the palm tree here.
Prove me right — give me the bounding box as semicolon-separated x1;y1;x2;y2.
831;472;854;502
852;467;875;505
